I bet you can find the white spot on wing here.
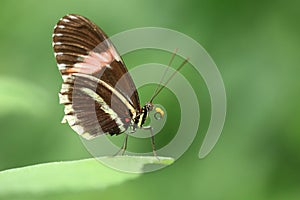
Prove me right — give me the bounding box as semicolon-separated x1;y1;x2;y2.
62;75;72;82
55;52;64;57
53;33;63;37
58;63;67;69
63;75;75;83
71;125;85;135
68;15;78;19
62;18;70;22
60;83;71;93
81;132;94;139
58;25;65;29
64;104;74;114
54;42;62;46
64;115;76;126
59;93;71;104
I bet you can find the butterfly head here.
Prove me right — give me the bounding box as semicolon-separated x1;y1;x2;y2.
144;102;154;112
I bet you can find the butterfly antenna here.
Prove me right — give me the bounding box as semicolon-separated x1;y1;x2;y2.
149;57;190;103
149;48;178;102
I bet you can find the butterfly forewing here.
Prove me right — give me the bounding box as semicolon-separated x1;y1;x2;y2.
53;14;140;139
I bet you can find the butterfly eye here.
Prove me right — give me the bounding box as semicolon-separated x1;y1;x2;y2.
154;107;164;120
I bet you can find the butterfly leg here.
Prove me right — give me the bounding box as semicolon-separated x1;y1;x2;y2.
142;126;158;158
113;133;129;156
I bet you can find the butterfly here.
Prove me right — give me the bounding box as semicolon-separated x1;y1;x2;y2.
52;14;188;156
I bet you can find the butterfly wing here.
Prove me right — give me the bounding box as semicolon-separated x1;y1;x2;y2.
52;14;140;139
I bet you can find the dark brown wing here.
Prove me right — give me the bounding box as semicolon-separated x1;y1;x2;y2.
52;14;140;138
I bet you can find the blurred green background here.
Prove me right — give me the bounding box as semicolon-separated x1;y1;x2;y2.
0;0;299;199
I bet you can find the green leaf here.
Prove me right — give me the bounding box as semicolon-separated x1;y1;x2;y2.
98;155;175;173
0;156;174;199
